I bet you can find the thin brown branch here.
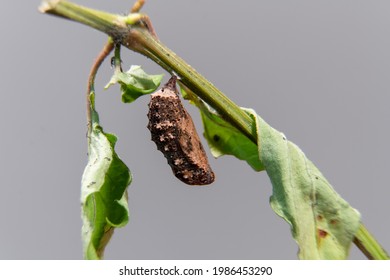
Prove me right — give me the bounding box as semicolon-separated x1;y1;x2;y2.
130;0;145;13
129;1;158;38
86;40;114;130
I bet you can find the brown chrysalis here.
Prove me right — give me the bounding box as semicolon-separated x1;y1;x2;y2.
147;76;215;185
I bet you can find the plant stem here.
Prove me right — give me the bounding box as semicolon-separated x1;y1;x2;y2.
39;0;256;143
126;28;256;142
39;0;389;260
40;0;126;36
86;39;114;130
130;0;145;13
353;223;389;260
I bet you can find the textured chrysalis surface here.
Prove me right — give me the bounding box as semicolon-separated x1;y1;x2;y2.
147;76;215;185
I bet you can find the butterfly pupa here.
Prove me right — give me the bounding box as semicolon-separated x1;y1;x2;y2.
147;76;215;185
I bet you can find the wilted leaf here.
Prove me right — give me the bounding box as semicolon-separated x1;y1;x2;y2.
248;108;360;259
81;93;131;259
181;85;360;259
105;65;163;103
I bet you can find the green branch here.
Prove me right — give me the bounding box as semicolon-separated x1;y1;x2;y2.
40;0;124;35
127;28;256;142
39;0;255;143
39;0;389;260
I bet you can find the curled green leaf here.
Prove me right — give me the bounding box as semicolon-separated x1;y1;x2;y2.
105;65;163;103
179;84;264;171
81;94;131;259
200;104;265;171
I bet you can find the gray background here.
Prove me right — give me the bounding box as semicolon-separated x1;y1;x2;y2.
1;0;389;259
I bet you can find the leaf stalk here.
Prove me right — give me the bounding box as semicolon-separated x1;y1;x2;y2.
354;223;389;260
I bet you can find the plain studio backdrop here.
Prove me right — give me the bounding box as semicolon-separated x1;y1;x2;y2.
0;0;389;259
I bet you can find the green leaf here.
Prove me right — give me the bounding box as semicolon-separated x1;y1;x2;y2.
245;108;361;259
181;83;360;259
200;104;265;171
105;65;163;103
179;84;264;171
81;95;131;259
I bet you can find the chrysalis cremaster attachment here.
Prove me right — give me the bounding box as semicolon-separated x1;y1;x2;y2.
147;76;215;185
